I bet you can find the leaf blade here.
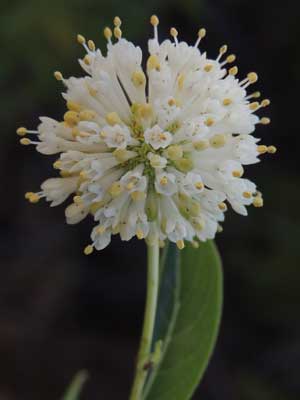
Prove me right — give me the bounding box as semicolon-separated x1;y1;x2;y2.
61;370;89;400
145;241;223;400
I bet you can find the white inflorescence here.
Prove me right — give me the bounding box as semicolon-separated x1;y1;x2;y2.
18;16;276;254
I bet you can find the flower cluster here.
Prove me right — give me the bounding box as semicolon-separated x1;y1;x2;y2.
18;16;276;253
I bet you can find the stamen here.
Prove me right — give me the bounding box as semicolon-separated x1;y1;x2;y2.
136;229;144;240
16;127;27;136
170;27;178;45
209;134;226;148
103;27;112;42
131;191;146;201
114;27;122;39
79;110;96;121
109;182;123;197
53;160;62;169
204;64;213;72
218;202;227;211
113;16;122;27
232;170;243;177
191;240;199;248
195;182;204;190
205;117;214;126
195;28;206;47
150;15;159;40
267;145;277;154
54;71;64;81
253;196;264;207
261;99;270;107
88;40;96;51
106;112;121;125
193;140;209;151
83;55;91;65
73;195;83;204
257;145;268;154
160;176;168;186
243;191;252;199
223;98;232;106
64;111;80;126
67;101;82;112
96;226;106;234
177;73;185;90
176;240;185;250
25;192;41;203
260;117;271;125
228;66;238;76
20;138;31;145
147;55;160;71
84;244;94;255
77;34;86;45
131;71;146;87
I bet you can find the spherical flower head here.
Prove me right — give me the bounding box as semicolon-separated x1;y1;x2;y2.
19;15;276;253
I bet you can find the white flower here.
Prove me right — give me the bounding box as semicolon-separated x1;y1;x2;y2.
144;125;172;149
19;15;276;253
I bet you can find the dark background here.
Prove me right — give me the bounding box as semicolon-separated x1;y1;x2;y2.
0;0;299;398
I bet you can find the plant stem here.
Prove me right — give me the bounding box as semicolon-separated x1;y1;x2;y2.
129;240;160;400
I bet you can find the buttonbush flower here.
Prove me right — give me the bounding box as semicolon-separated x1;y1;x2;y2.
18;15;276;254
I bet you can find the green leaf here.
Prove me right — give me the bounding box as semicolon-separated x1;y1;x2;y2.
144;241;223;400
61;370;89;400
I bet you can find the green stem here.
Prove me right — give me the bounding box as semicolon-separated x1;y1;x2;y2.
129;240;160;400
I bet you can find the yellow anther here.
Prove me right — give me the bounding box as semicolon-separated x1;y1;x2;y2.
218;202;227;211
204;64;213;72
78;131;90;138
113;16;122;27
257;145;268;154
73;195;82;204
195;182;204;190
176;240;185;250
89;200;106;214
247;72;258;83
249;102;259;110
168;98;176;106
131;191;146;201
159;133;167;141
96;226;106;235
253;196;264;208
83;55;91;65
260;117;271;125
210;134;227;148
109;182;123;197
219;44;228;54
177;73;185;90
20;138;31;145
54;71;63;81
131;70;146;87
139;104;153;119
114;27;122;39
64;111;80;126
99;131;107;139
174;158;194;172
205;117;214;126
226;54;236;63
53;160;62;169
136;229;144;240
84;245;94;255
267;145;277;154
106;112;121;126
126;181;136;190
170;27;178;37
77;34;86;45
217;224;223;233
150;15;159;26
166;145;183;160
17;127;27;136
193;140;209;151
228;66;238;76
147;55;160;71
223;98;232;106
88;40;96;51
160;176;168;186
104;27;112;40
198;28;206;38
243;191;252;199
252;91;261;98
191;240;199;249
79;110;96;121
67;101;82;112
261;99;271;107
26;192;40;203
232;170;243;178
25;192;33;200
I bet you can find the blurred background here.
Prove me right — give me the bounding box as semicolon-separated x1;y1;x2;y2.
0;0;299;398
